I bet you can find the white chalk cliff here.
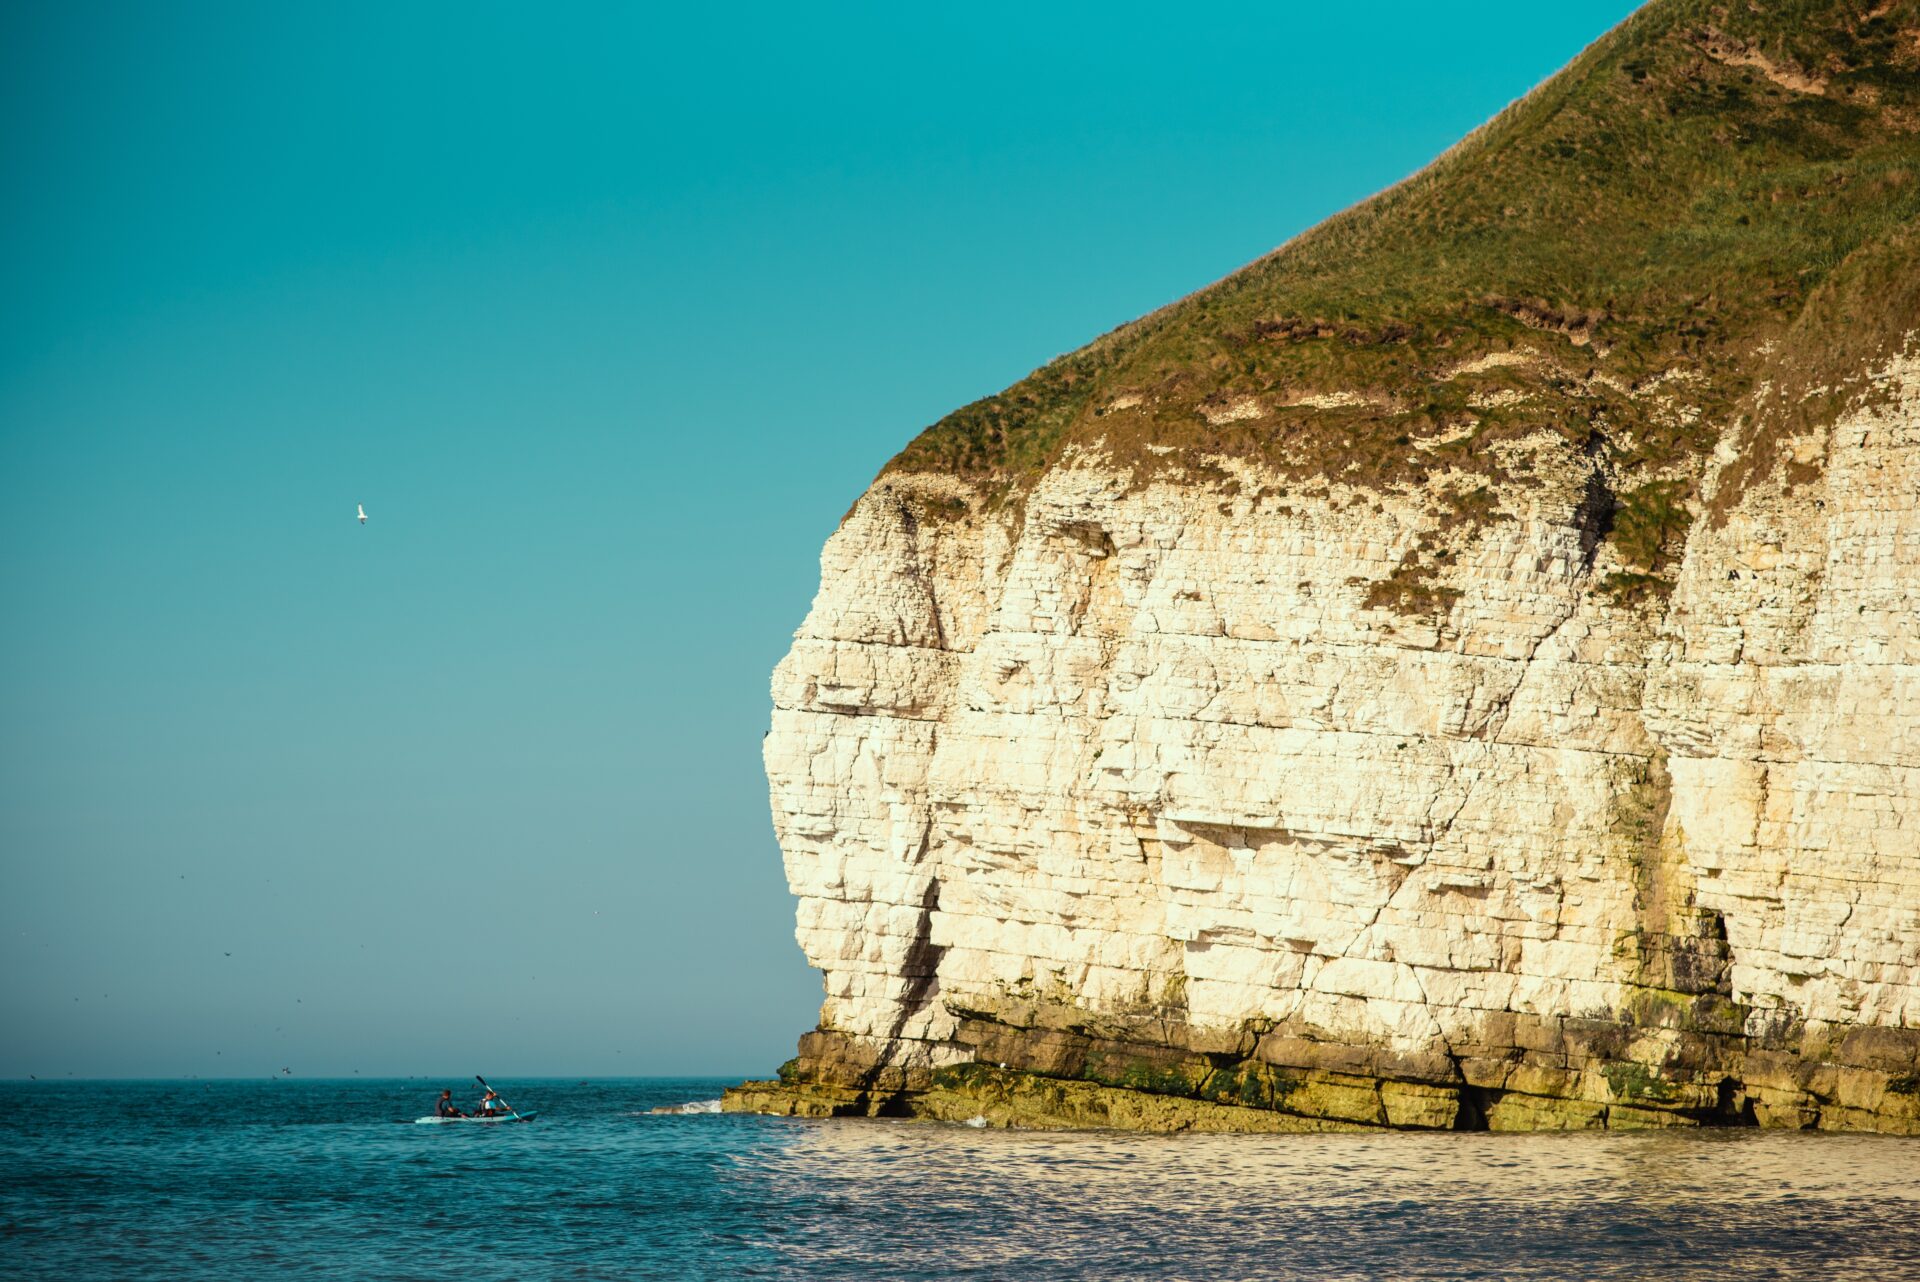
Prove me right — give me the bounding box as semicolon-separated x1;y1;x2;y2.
728;0;1920;1131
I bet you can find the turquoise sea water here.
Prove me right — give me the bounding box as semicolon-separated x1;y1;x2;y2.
4;1078;1918;1280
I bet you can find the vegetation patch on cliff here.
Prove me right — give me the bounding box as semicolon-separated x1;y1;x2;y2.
881;0;1920;588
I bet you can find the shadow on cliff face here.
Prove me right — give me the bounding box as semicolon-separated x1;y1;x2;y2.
859;878;948;1094
1572;442;1617;575
890;878;947;1041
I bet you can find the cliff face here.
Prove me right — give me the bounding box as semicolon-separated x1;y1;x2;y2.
727;0;1920;1133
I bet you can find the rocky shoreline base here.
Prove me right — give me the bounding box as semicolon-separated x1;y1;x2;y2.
723;1024;1920;1135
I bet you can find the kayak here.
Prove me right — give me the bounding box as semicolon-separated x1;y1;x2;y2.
413;1112;537;1125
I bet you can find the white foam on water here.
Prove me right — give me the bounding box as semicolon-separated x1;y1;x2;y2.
651;1098;722;1115
963;1115;989;1128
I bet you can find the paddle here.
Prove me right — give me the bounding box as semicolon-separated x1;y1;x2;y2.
475;1074;523;1120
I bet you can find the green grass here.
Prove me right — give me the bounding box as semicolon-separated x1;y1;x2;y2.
1598;478;1694;599
882;0;1920;565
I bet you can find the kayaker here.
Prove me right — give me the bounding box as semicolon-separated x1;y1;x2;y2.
478;1088;506;1117
435;1090;464;1119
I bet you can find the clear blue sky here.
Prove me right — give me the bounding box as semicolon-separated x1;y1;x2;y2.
0;1;1640;1079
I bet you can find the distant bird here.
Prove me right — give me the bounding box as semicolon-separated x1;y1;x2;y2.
224;952;232;957
357;503;368;524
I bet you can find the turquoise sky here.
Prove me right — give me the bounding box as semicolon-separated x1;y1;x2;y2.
1;1;1640;1078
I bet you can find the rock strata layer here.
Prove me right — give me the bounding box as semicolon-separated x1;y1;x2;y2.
726;345;1920;1134
725;1;1920;1133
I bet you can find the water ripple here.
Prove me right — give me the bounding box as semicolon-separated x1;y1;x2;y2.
2;1080;1915;1280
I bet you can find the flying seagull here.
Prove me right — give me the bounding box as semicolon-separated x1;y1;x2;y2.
357;503;368;524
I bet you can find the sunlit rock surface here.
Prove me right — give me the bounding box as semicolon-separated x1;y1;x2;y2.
728;346;1920;1134
725;0;1920;1133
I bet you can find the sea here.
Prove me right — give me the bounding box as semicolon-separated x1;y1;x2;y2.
3;1078;1918;1281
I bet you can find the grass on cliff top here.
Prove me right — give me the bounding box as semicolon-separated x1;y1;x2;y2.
883;0;1920;535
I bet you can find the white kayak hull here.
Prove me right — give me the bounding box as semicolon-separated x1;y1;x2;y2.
414;1112;536;1124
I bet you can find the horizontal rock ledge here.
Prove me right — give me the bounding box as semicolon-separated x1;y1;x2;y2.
722;1025;1920;1135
